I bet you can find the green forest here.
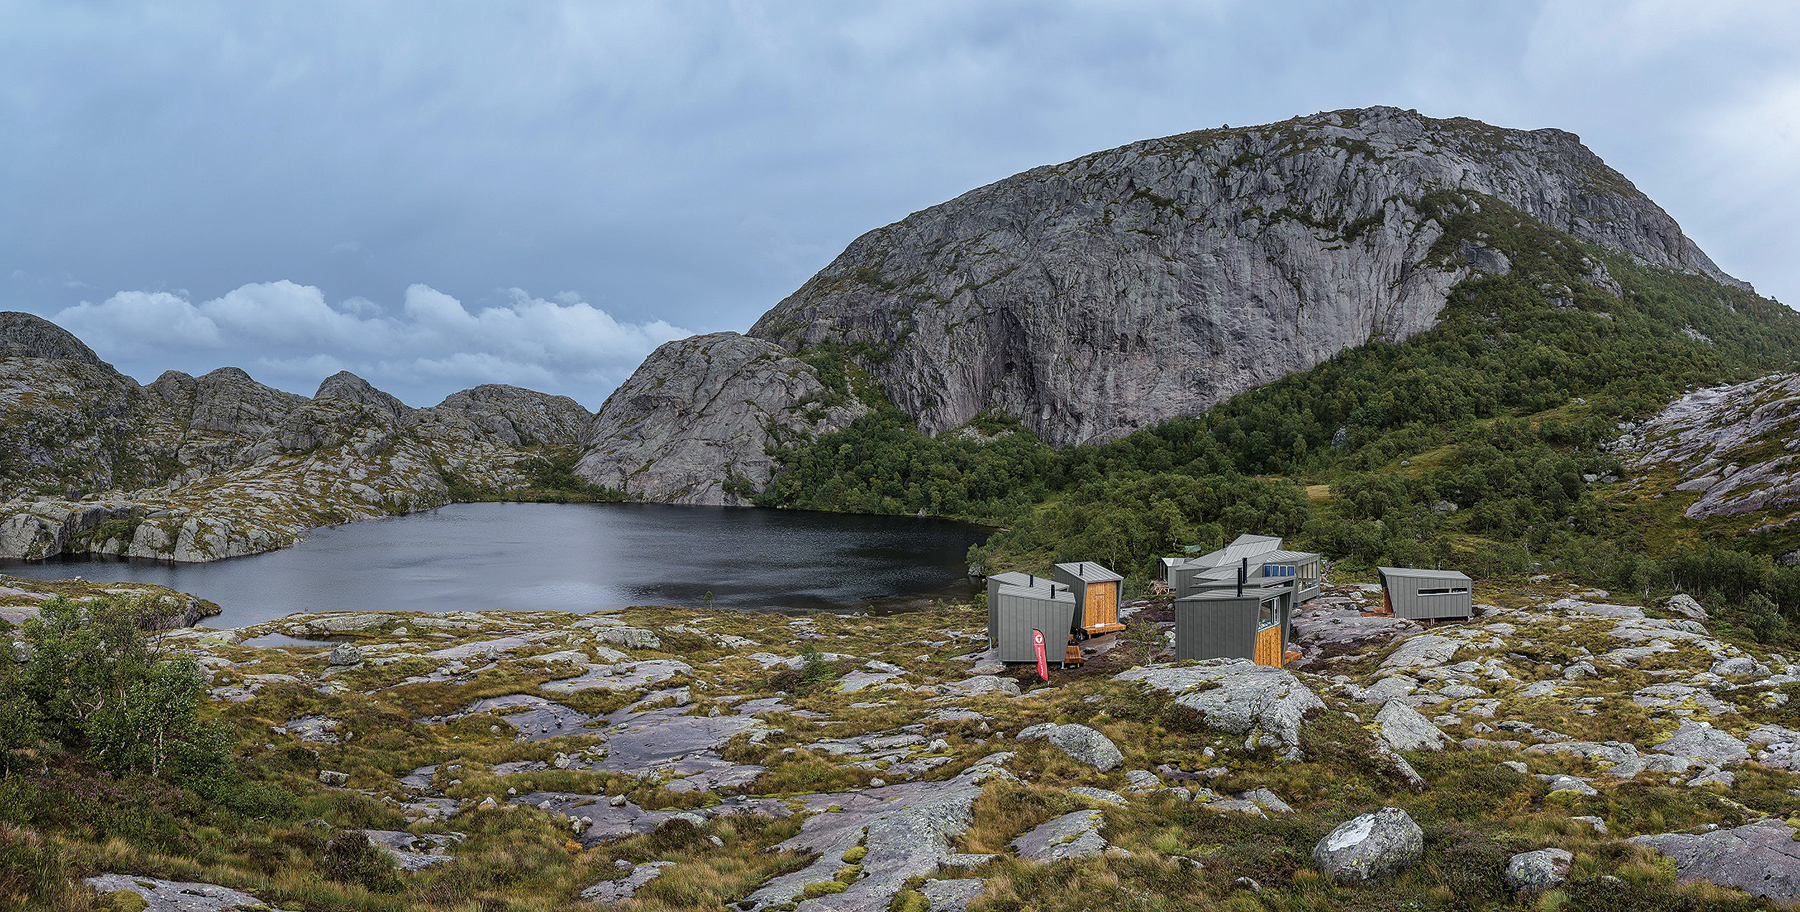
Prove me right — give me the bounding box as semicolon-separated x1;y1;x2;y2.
756;191;1800;644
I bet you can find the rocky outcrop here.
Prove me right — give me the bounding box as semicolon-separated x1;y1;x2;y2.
1631;820;1800;901
750;106;1738;447
425;384;592;447
1116;659;1327;760
574;333;870;505
0;312;597;561
1615;372;1800;529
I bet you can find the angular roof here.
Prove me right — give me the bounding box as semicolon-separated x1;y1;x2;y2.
1175;534;1319;571
1377;566;1473;583
993;573;1074;601
1054;561;1123;583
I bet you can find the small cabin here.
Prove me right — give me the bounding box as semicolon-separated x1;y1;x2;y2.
1053;561;1126;637
1376;566;1473;621
987;574;1077;664
1174;581;1294;666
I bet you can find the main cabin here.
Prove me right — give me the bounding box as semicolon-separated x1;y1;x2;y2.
1054;561;1125;637
1161;534;1319;667
1159;534;1323;603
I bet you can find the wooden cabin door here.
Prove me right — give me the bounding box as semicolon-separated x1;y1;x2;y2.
1254;625;1282;666
1086;581;1118;630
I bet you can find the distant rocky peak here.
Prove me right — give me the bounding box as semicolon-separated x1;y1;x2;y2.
315;370;410;420
0;312;109;366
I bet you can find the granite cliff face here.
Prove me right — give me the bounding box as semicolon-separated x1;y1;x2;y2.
575;333;870;505
749;106;1738;445
0;315;598;561
577;107;1745;503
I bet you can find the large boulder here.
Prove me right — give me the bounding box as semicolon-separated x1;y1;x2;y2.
1117;660;1326;760
1312;807;1425;884
1653;722;1750;767
1016;723;1124;772
1504;848;1573;893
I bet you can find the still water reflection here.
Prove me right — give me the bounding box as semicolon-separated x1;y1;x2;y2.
0;503;989;628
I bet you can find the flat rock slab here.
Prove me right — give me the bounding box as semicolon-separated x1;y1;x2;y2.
514;792;787;846
84;874;300;912
446;694;597;741
922;878;986;912
582;861;674;903
541;659;693;693
1632;819;1800;901
1011;809;1108;861
739;753;1017;912
598;711;760;768
1290;603;1421;658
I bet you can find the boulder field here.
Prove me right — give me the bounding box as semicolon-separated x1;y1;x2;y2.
60;579;1800;910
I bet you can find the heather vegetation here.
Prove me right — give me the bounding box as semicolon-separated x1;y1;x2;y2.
758;193;1800;643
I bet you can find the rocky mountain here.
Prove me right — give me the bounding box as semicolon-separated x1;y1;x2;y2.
577;106;1748;504
0;314;597;561
575;333;872;505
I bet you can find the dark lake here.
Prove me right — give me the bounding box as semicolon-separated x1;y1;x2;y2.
0;503;990;628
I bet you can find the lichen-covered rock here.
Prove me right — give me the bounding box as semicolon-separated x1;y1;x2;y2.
1015;723;1123;771
1011;809;1108;860
1375;699;1447;752
1312;807;1425;884
1117;660;1326;759
1504;848;1573;893
1654;722;1750;767
1631;820;1800;901
737;753;1017;912
574;332;870;505
83;873;301;912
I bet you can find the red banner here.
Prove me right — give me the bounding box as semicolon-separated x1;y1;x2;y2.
1032;628;1049;681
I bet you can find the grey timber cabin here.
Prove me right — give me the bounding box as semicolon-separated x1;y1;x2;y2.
1377;566;1474;621
1161;534;1318;667
1174;579;1294;665
986;572;1077;664
1159;534;1323;603
1053;561;1126;637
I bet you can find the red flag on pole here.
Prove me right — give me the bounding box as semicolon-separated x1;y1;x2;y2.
1032;628;1049;681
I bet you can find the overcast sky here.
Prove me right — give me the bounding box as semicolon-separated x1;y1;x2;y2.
4;1;1798;410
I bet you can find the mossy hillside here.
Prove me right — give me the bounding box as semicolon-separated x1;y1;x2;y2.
5;576;1798;910
756;191;1800;644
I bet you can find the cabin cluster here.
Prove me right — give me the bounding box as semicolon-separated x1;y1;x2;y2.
986;532;1475;674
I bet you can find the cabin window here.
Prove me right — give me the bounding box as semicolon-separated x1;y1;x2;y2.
1257;598;1278;630
1264;565;1295;578
1416;586;1470;595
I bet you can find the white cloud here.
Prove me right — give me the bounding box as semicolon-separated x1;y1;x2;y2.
52;281;691;409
